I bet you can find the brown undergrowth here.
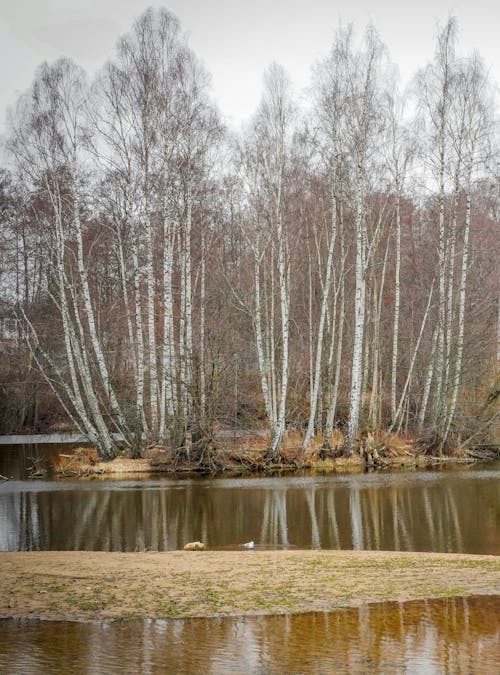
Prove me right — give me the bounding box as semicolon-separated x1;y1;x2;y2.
51;429;496;478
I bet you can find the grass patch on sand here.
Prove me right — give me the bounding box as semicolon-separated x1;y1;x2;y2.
1;550;499;622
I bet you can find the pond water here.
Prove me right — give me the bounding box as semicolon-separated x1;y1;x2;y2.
0;445;499;554
1;595;498;673
1;445;499;672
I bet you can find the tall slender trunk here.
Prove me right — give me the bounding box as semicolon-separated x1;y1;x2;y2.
51;194;114;457
443;181;459;401
253;243;274;427
369;235;390;428
269;247;278;429
117;228;135;376
325;208;345;444
56;266;107;451
391;281;435;432
307;247;314;407
432;30;453;429
159;215;176;440
67;299;114;453
144;213;159;435
418;327;438;432
391;192;401;421
73;178;127;444
131;224;147;440
325;271;345;443
73;181;128;437
184;187;194;424
270;202;290;456
433;185;447;426
303;191;337;450
199;230;207;421
345;165;366;455
444;189;471;442
178;227;186;428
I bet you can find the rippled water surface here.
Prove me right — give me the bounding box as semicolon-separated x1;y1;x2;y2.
0;596;498;674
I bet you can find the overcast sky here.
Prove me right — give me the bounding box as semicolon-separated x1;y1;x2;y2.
1;0;499;135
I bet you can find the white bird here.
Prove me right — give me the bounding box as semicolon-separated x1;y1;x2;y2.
242;541;255;549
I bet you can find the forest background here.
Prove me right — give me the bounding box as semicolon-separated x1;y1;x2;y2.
0;8;498;461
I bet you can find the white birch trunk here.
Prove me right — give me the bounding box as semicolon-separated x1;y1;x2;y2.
72;179;128;437
369;236;389;428
117;228;135;376
325;268;345;443
269;248;278;429
270;202;290;456
444;189;471;441
159;216;176;440
392;281;435;431
325;208;346;444
184;187;194;419
178;225;187;439
418;327;438;432
23;313;101;449
199;230;207;421
53;208;114;455
144;213;159;434
443;182;459;401
431;22;455;429
253;244;274;426
307;248;314;407
132;225;148;438
391;192;401;421
345;167;367;455
303;193;337;449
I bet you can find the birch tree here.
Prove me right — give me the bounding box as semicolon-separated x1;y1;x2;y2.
417;19;457;430
93;8;221;453
302;36;347;450
7;59;127;457
239;65;293;457
384;90;415;424
341;27;387;455
443;55;494;442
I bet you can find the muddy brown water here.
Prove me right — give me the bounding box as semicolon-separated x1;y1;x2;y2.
0;446;499;554
0;596;498;673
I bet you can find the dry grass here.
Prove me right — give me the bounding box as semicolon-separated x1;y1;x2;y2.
1;550;498;622
51;429;491;477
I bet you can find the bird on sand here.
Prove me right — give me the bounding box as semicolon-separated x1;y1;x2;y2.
242;541;255;549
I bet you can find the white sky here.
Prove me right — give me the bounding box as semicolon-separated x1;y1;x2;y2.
0;0;499;135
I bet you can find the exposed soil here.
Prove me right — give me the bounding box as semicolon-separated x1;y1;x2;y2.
1;550;498;622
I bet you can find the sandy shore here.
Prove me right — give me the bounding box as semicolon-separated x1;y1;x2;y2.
1;550;498;622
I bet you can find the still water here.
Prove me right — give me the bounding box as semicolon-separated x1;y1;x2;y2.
1;446;499;672
0;446;498;554
1;596;498;673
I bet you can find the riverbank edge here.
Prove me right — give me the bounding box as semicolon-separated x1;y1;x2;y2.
51;446;498;478
1;550;498;623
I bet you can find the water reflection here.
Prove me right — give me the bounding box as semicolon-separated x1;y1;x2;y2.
0;444;64;481
1;456;499;554
260;489;289;547
0;596;498;673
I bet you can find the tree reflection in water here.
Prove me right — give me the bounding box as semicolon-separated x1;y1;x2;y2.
0;468;499;554
0;596;498;673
